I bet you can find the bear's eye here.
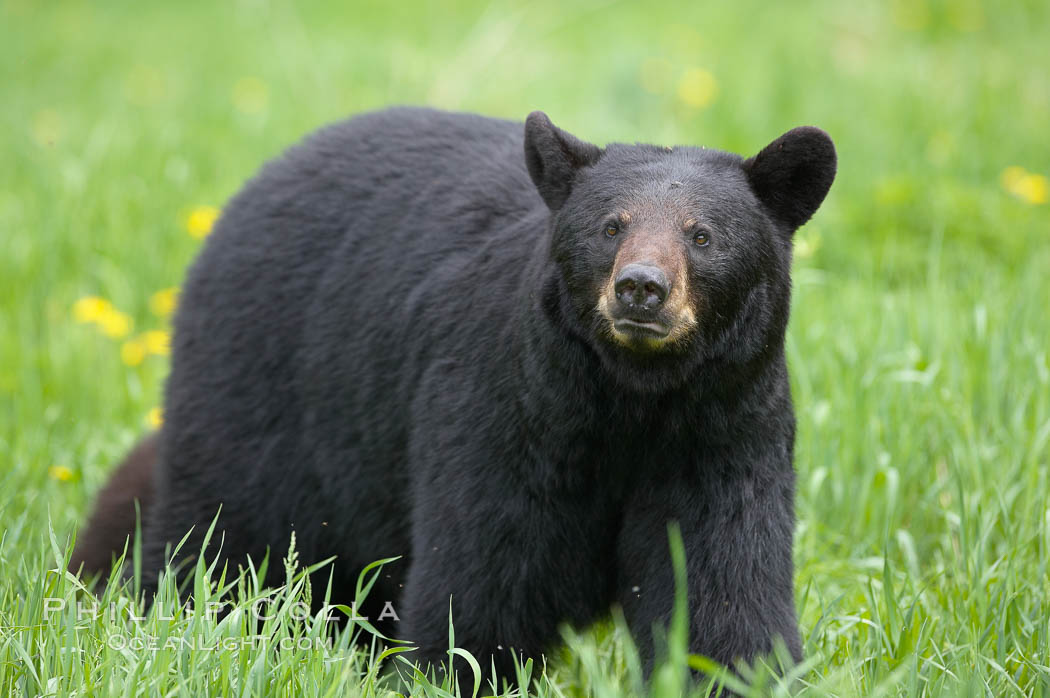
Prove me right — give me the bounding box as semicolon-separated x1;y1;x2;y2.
604;223;619;238
693;229;711;246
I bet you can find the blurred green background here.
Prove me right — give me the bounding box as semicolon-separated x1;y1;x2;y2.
2;0;1049;694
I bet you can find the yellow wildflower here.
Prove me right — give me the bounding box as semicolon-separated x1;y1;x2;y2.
186;205;220;239
72;296;112;323
1001;166;1048;205
121;339;147;366
146;407;163;429
1020;175;1049;204
149;287;178;317
677;68;719;109
48;465;74;482
142;330;171;355
97;309;133;339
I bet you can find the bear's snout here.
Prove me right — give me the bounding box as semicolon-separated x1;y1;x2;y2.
614;263;669;312
598;226;696;350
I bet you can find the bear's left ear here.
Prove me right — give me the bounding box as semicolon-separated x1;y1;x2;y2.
743;126;837;232
524;111;602;211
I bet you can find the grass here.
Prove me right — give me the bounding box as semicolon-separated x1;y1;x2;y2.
2;0;1049;695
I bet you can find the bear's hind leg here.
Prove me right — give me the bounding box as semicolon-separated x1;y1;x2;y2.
69;433;158;578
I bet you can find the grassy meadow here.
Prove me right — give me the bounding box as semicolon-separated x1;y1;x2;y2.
2;0;1049;695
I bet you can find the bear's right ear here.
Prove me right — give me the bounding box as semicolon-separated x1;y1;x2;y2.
743;126;837;233
524;111;602;211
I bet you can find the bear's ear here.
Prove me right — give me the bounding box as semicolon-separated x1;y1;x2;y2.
524;111;602;211
743;126;837;232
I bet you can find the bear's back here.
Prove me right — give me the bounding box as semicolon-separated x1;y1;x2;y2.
168;106;542;425
189;107;538;308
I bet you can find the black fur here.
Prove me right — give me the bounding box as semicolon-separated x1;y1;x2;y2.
69;433;157;576
524;110;602;210
743;126;837;230
75;107;835;690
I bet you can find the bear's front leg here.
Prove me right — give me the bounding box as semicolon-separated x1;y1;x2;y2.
396;360;618;692
616;446;801;680
397;465;617;694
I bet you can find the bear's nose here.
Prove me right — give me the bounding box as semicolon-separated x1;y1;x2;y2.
614;263;669;311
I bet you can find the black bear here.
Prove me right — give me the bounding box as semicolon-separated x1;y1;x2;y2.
72;107;835;689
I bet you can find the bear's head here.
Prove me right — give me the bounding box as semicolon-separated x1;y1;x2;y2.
524;111;836;394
